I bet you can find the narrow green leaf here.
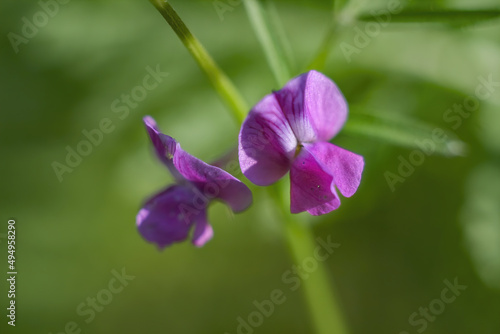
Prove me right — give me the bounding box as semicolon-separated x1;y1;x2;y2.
343;110;467;157
244;0;291;86
307;0;367;71
306;24;337;71
264;1;296;74
334;0;349;15
359;9;500;26
148;0;248;124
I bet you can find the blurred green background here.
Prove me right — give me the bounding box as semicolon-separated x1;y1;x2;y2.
1;0;500;333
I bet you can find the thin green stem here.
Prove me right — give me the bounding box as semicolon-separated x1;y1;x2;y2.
268;185;349;334
264;1;296;74
306;22;338;71
243;0;291;86
334;0;348;15
306;0;341;72
285;221;348;334
148;0;248;124
307;0;368;72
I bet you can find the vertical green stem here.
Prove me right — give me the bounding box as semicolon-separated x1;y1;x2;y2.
264;1;296;74
243;0;291;86
284;220;349;334
269;185;349;334
334;0;349;14
307;0;370;72
148;0;248;123
306;23;338;71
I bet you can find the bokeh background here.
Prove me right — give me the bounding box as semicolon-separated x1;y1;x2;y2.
1;0;500;333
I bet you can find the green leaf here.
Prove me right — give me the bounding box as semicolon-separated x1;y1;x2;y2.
244;0;292;86
264;1;296;74
358;9;500;27
343;110;466;156
334;0;348;15
307;0;369;72
306;24;337;72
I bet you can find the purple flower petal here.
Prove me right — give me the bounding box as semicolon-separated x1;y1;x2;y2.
273;70;348;143
136;185;207;249
304;142;364;197
143;116;177;163
174;146;253;213
192;217;214;247
290;147;340;215
239;94;297;186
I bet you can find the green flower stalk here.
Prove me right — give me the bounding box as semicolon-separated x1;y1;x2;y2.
148;0;248;124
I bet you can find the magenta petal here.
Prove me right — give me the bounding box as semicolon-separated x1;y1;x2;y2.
136;185;207;249
290;148;340;215
303;71;348;141
274;70;348;142
239;94;297;186
192;218;214;247
174;146;253;212
305;142;364;198
143;116;177;163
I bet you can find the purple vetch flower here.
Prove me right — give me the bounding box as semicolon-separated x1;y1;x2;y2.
238;70;364;216
137;116;252;249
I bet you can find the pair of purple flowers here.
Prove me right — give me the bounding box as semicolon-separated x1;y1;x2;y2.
137;70;364;249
